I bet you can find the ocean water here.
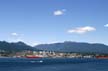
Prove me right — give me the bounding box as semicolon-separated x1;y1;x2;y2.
0;58;108;71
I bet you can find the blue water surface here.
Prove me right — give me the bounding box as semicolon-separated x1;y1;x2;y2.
0;58;108;71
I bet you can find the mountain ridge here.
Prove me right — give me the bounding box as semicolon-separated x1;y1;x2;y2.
0;41;38;52
34;41;108;53
0;41;108;54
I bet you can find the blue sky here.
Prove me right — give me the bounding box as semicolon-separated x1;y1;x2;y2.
0;0;108;46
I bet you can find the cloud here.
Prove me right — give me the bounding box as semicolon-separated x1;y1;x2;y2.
10;33;24;42
11;33;18;36
53;9;66;16
67;26;96;34
32;43;39;46
104;24;108;27
16;38;24;42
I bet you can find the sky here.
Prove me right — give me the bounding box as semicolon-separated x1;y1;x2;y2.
0;0;108;46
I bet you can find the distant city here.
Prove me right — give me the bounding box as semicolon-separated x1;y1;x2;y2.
0;41;108;59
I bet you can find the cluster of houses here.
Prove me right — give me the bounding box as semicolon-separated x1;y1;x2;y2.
0;50;94;58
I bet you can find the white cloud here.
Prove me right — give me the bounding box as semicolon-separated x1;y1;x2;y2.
11;33;18;36
67;26;96;34
53;9;66;16
104;24;108;27
27;42;41;46
10;33;24;42
32;43;39;46
16;38;24;42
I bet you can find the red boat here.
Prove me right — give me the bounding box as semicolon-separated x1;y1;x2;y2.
25;55;43;58
96;56;108;59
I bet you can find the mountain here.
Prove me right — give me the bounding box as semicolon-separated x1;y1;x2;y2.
0;41;108;54
35;41;108;54
0;41;38;52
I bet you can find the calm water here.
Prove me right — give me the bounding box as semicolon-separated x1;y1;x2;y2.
0;58;108;71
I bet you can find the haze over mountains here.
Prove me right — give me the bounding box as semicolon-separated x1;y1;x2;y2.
0;41;108;54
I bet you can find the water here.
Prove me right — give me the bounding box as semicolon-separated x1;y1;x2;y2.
0;58;108;71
